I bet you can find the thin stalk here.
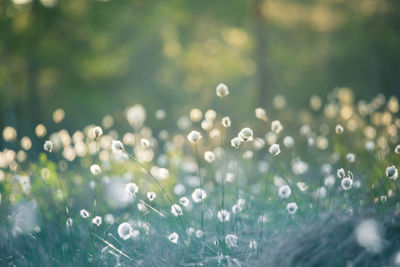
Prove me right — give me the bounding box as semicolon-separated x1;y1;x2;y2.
220;98;225;210
194;143;205;237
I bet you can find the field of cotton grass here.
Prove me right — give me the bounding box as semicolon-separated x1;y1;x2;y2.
1;85;400;266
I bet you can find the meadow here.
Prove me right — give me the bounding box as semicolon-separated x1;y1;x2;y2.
1;85;400;266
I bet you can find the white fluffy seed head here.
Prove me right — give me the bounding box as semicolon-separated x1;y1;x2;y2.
341;177;353;190
168;232;179;244
147;192;157;201
386;165;398;180
112;140;124;151
179;197;189;206
271;120;283;134
118;222;132;240
92;216;102;226
191;188;207;203
335;124;344;134
221;116;231;127
140;138;150;148
231;137;242;149
92;126;103;138
355;219;383;253
238;128;253;142
204;151;216;163
80;209;90;218
395;145;400;154
287;202;298;215
278;185;291;199
171;204;183;217
269;144;281;156
216;83;229;98
255;108;268;121
90;164;102;176
44;140;53;152
337;168;346;179
187;130;202;143
126;183;139;196
217;209;231;223
225;234;238;248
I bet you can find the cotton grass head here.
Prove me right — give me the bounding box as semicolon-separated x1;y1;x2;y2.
90;164;102;176
269;144;281;156
217;209;231;222
255;108;268;121
238;128;253;142
341;177;353;190
287;202;298;215
112;140;124;152
355;219;383;253
168;232;179;244
278;185;291;199
191;188;207;203
221;116;231;127
271;120;283;134
92;126;103;138
204;151;216;163
395;145;400;154
187;130;202;143
335;124;344;134
92;216;102;226
43;140;53;152
216;83;229;98
179;197;189;206
171;204;183;216
386;165;398;180
225;234;238;248
126;183;139;196
231;137;242;149
80;209;90;218
118;222;132;240
147;192;156;201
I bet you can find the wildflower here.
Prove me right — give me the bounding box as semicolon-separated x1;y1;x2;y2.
90;164;102;176
238;128;253;142
105;214;115;224
118;222;132;240
225;234;238;248
80;209;90;218
140;138;150;148
269;144;281;156
171;204;183;217
287;202;298;215
231;137;242;149
386;165;398;180
216;83;229;98
112;140;124;151
271;120;283;134
395;145;400;154
195;230;204;238
204;151;216;163
341;177;353;190
278;185;291;199
168;232;179;244
335;124;344;134
255;108;268;121
337;168;346;179
147;192;157;201
179;196;189;206
217;209;231;222
221;116;231;127
92;126;103;138
43;140;53;152
355;219;383;253
191;188;207;203
205;109;217;122
187;130;202;143
92;216;102;226
324;175;335;188
126;183;139;196
186;227;195;236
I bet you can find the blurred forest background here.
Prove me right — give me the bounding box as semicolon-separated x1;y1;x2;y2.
1;0;400;153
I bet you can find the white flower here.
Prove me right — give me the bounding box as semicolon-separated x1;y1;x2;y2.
90;164;102;176
44;140;53;152
191;188;207;203
238;128;253;142
271;120;283;134
118;222;132;240
217;209;231;222
341;177;353;190
337;168;346;179
255;108;268;121
221;116;231;127
179;197;189;206
92;126;103;138
232;198;246;214
171;204;183;217
126;183;139;196
187;130;202;143
204;151;216;163
168;232;179;244
269;144;281;156
386;165;398;180
216;83;229;98
80;209;90;218
112;140;124;151
225;234;238;248
286;202;298;215
395;145;400;154
278;185;291;199
231;137;242;149
355;219;382;253
335;124;344;134
92;216;102;226
147;192;157;201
